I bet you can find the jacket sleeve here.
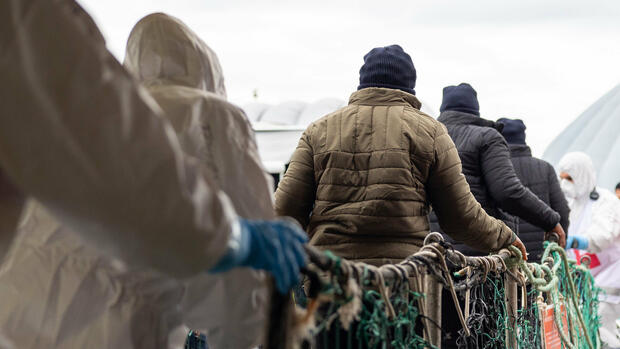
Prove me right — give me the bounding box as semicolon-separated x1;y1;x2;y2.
275;130;316;230
0;0;236;278
587;195;620;253
427;124;515;252
547;163;570;234
480;131;560;231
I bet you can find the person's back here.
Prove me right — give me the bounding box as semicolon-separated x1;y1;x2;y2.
430;84;564;256
496;118;570;262
276;46;523;267
289;86;449;264
276;45;527;349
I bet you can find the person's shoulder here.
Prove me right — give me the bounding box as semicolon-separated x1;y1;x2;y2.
170;89;253;134
534;157;557;173
303;104;356;135
310;105;348;125
148;84;233;108
403;107;444;138
197;90;248;120
591;188;620;219
519;154;547;166
596;188;620;206
478;124;504;141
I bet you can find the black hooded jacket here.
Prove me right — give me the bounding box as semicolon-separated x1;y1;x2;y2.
507;144;570;262
430;111;561;256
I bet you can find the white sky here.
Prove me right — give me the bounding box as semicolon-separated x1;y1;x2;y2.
78;0;620;156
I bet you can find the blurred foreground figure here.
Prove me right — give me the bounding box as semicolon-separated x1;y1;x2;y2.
0;3;305;348
0;170;24;263
275;45;526;348
559;152;620;348
124;13;293;348
497;118;570;263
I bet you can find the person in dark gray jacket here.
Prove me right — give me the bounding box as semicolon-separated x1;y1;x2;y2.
430;83;566;254
497;118;570;263
431;83;567;349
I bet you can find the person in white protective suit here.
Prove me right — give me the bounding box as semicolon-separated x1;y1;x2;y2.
558;152;620;348
123;12;284;348
0;1;307;349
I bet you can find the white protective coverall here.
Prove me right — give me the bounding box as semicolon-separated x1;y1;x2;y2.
559;152;620;348
124;13;275;348
0;1;270;348
0;170;24;264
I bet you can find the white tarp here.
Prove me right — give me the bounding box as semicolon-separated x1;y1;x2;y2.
543;83;620;191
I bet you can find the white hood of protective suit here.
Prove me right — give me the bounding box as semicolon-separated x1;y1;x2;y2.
124;13;275;349
558;152;597;200
558;152;597;221
124;13;227;98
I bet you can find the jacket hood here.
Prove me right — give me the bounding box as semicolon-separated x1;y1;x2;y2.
124;13;227;97
438;110;503;132
558;151;597;199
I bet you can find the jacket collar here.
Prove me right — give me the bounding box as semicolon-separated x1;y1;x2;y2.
349;87;422;110
508;144;532;157
437;110;503;132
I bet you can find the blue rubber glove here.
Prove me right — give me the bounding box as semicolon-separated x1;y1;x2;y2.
209;218;308;294
566;235;589;250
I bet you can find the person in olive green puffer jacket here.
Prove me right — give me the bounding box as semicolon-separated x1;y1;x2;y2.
275;45;527;267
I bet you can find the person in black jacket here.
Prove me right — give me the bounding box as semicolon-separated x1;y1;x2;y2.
497;118;570;263
430;83;566;251
431;84;567;348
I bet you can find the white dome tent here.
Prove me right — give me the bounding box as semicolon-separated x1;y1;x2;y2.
297;98;346;126
242;102;270;122
259;101;309;125
543;83;620;191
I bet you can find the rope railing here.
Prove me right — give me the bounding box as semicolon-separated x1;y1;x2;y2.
265;233;602;349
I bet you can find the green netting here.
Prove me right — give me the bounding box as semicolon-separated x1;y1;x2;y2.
293;240;602;349
312;273;431;349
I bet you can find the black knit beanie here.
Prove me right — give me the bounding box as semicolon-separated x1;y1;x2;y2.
497;118;527;145
440;83;480;116
358;45;416;95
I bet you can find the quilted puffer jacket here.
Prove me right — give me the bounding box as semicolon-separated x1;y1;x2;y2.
275;87;515;265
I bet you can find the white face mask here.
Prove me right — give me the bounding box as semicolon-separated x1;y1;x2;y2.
560;179;578;200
